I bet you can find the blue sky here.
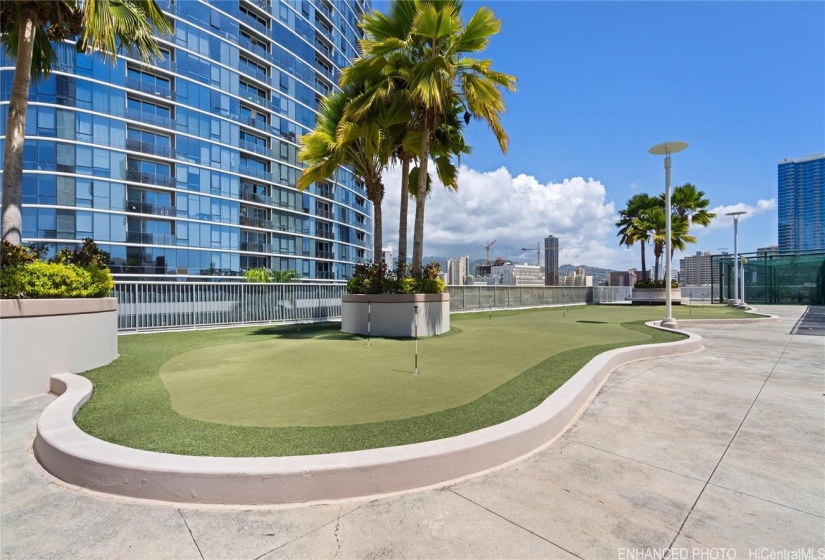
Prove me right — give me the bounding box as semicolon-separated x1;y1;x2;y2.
374;1;825;270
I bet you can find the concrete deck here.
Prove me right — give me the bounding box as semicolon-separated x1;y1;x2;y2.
2;305;823;559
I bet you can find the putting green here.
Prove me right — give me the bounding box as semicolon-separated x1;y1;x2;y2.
157;304;737;428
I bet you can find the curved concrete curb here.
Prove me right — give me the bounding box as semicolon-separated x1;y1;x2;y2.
660;307;780;327
34;326;703;506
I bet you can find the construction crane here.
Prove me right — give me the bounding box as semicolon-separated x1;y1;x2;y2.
485;239;497;265
521;242;541;267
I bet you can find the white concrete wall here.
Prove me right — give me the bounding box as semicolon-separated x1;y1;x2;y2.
341;294;450;337
1;298;118;402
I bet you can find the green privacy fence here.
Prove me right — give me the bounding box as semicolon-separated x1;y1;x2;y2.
712;250;825;305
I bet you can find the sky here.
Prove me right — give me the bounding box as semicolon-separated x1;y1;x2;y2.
372;1;825;271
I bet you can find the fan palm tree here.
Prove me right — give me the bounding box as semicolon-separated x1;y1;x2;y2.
640;206;696;282
344;0;517;277
616;193;658;281
298;83;406;260
666;183;716;227
1;0;172;245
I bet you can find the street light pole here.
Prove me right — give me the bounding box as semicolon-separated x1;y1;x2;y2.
725;211;746;306
649;141;688;329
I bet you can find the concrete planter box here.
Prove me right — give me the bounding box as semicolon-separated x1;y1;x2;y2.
630;288;682;305
341;293;450;337
0;297;118;402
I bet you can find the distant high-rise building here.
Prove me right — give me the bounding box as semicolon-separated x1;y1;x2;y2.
778;154;825;251
609;269;637;287
680;251;716;285
756;245;779;257
488;263;544;286
382;246;394;266
1;0;372;280
544;235;559;285
446;256;469;285
560;266;592;287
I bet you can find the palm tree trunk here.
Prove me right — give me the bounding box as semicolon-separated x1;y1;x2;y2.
397;155;410;274
411;127;431;278
369;179;383;264
2;11;38;245
640;240;647;281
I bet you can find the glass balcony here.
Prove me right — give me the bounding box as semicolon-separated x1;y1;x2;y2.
126;169;176;188
240;215;274;229
126;232;176;245
240;241;273;253
126;138;174;159
125;76;175;100
240;189;273;205
126;200;176;217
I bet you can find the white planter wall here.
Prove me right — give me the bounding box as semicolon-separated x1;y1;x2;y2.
341;294;450;337
0;298;118;402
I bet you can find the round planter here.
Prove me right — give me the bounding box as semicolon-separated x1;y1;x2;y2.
0;297;118;402
630;288;682;305
341;293;450;337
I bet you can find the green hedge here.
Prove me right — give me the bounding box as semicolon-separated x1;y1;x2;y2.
0;262;114;299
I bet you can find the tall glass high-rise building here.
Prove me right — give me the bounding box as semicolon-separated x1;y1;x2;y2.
778;154;824;251
0;0;372;280
544;234;559;286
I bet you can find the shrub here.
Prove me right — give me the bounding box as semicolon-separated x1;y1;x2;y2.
0;241;36;268
634;279;679;289
243;267;272;283
0;238;114;299
346;262;445;295
1;262;93;298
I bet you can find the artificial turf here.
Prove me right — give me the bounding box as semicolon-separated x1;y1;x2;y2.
74;304;752;457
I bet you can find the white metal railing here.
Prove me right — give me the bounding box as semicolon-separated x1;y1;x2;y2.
113;282;345;332
113;283;600;332
445;285;591;312
679;285;719;304
592;286;633;303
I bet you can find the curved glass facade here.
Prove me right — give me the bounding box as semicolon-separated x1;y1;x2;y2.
778;154;824;252
0;0;372;280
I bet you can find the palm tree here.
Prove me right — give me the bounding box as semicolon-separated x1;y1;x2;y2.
640;206;696;282
666;183;716;228
616;193;658;281
345;0;517;277
298;83;405;260
1;0;172;245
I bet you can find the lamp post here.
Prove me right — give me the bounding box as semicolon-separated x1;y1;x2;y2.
649;141;688;329
725;211;746;306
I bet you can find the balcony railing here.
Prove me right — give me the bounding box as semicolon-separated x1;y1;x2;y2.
239;139;270;157
316;229;334;240
125;76;175;100
239;164;272;182
126;232;176;245
240;241;273;253
240;215;274;229
239;12;270;36
126;169;176;188
239;36;270;59
315;271;336;280
315;209;334;220
239;115;270;133
315;60;333;79
240;189;273;205
126;200;176;217
125;107;173;130
126;138;174;159
315;250;334;259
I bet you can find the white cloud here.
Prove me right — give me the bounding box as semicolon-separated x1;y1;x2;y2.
705;199;776;230
379;164;637;269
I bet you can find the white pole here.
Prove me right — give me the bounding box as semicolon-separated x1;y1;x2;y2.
413;305;418;375
663;153;675;327
732;217;739;304
367;300;371;346
741;258;746;306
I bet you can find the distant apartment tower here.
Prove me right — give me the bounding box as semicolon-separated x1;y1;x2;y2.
679;251;716;285
544;235;559;285
778;154;825;251
446;256;469;285
609;269;637;287
756;245;778;257
489;263;544;286
560;266;592;287
382;246;394;266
